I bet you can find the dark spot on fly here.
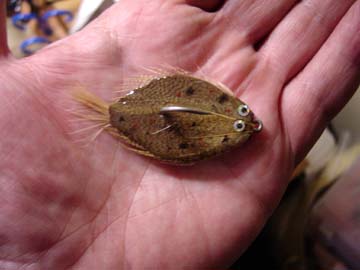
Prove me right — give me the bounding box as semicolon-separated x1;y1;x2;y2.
217;94;229;104
119;116;125;122
131;123;138;130
179;142;189;149
185;86;195;96
162;113;175;124
222;136;229;143
170;124;182;136
191;122;196;127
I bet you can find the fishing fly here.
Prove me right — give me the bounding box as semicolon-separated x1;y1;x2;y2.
72;71;263;164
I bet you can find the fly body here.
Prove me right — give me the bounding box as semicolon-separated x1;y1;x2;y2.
72;73;262;164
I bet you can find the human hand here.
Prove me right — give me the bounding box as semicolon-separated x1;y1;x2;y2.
0;0;359;269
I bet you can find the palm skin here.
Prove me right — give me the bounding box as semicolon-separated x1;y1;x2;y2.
0;0;359;269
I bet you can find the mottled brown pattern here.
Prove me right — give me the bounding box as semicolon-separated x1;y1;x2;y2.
109;74;261;164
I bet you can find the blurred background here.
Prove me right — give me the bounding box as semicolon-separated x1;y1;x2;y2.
5;1;360;269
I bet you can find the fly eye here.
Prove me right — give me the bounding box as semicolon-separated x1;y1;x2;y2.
238;105;250;117
233;120;246;132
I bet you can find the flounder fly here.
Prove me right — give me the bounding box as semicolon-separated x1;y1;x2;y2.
72;72;262;164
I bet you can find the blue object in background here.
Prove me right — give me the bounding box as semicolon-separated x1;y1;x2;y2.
42;9;73;23
7;0;22;15
11;13;37;30
20;36;51;55
9;1;74;55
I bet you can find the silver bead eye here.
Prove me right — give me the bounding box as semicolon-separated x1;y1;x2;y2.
233;120;246;132
238;104;250;117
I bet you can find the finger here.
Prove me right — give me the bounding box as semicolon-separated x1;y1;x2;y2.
183;0;225;12
218;0;299;44
0;1;9;56
283;1;360;163
259;0;356;84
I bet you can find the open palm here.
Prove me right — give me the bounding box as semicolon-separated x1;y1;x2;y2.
0;0;359;269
